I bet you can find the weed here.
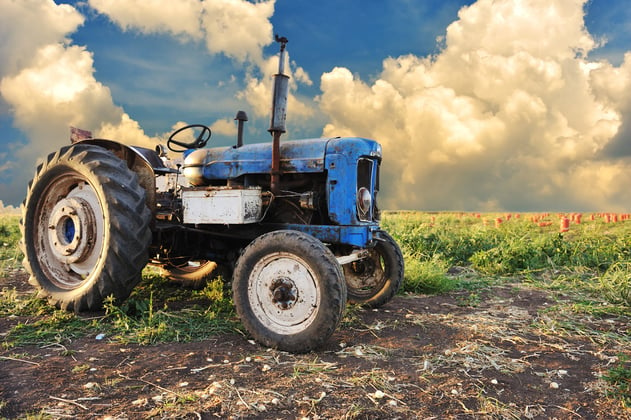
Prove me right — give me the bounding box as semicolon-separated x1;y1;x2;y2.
600;262;631;306
603;355;631;407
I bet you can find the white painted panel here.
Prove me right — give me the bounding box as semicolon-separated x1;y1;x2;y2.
182;188;262;224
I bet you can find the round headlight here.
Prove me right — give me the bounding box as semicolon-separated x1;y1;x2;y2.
357;187;372;216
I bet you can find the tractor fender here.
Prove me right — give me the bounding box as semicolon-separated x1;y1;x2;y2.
75;139;162;213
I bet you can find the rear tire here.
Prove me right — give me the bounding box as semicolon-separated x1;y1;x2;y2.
20;144;152;311
161;260;219;289
232;230;346;352
344;230;404;308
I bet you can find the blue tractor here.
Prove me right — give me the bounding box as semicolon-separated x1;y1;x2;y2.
20;37;404;352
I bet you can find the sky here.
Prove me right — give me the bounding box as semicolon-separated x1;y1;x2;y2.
1;0;631;212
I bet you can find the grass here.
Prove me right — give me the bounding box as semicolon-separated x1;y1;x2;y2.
2;211;631;412
382;211;631;308
1;269;238;349
0;215;22;275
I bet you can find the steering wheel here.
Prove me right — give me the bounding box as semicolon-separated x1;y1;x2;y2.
167;124;212;152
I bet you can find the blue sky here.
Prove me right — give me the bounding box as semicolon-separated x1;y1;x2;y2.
1;0;631;211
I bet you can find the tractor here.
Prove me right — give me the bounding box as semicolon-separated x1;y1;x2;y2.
20;36;404;352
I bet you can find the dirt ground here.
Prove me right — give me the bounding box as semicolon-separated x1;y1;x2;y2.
1;270;630;419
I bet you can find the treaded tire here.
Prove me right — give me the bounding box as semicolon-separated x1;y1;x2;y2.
232;230;346;352
20;144;152;312
161;260;219;289
344;230;404;308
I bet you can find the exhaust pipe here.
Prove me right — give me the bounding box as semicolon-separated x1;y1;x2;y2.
269;35;289;195
235;110;248;147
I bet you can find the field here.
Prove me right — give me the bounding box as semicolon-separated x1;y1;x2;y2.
1;212;631;419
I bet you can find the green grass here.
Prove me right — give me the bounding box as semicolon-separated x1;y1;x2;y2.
1;269;238;349
0;215;22;275
3;211;631;409
382;211;631;304
603;355;631;407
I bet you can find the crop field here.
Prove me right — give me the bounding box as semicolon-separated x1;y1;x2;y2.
1;212;631;419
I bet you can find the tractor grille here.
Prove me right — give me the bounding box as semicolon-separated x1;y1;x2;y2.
357;158;380;222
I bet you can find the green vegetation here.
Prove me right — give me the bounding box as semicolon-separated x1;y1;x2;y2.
0;215;22;275
1;268;237;349
603;355;631;408
2;211;631;411
382;211;631;308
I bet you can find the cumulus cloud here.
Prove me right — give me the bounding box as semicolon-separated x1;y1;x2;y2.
318;0;631;211
0;0;157;205
88;0;204;40
90;0;275;64
210;117;238;136
0;0;84;75
88;0;313;125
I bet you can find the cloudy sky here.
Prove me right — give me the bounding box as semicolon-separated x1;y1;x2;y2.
1;0;631;212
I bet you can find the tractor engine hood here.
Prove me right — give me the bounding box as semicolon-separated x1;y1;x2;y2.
182;137;381;186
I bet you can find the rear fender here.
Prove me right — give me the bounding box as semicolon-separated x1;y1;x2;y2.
76;139;159;213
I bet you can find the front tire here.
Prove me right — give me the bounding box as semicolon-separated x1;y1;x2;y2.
344;230;404;308
232;230;346;352
20;144;152;311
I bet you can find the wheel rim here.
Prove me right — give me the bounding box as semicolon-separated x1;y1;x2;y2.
344;249;387;298
34;174;105;289
247;252;321;334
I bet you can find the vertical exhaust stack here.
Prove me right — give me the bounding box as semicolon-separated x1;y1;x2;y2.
269;35;289;195
235;110;248;147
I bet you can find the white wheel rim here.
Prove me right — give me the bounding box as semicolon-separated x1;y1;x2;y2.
37;178;105;288
247;252;320;335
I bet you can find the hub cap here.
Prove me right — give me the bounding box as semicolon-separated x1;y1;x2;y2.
248;252;320;334
36;179;105;288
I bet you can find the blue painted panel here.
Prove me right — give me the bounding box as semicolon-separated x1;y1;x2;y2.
324;138;381;225
191;138;330;180
279;223;379;247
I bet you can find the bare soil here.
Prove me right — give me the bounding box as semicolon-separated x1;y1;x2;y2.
1;270;630;419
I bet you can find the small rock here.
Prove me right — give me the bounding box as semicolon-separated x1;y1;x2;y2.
374;390;385;399
262;364;271;372
550;382;559;389
491;379;499;385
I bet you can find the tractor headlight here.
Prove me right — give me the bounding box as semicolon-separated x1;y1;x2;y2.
357;187;372;218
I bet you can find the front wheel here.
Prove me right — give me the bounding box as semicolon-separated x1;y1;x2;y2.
20;144;152;311
344;230;404;308
232;230;346;352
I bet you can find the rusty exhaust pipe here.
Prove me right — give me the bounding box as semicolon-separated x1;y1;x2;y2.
269;35;289;195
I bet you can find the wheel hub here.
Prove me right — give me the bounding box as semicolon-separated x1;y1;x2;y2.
47;197;96;264
271;278;298;309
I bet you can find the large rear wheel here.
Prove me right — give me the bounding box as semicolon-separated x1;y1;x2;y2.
344;230;404;308
20;144;152;311
232;230;346;352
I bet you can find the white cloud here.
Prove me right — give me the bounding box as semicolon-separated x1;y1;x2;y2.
318;0;631;211
0;0;84;75
200;0;275;64
210;117;238;136
0;0;158;206
89;0;204;40
89;0;276;64
88;0;314;123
